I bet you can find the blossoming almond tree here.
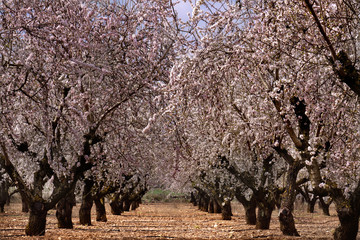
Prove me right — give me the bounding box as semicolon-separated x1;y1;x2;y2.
168;1;360;239
0;0;177;236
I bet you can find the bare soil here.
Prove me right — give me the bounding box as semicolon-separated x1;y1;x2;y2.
0;201;352;239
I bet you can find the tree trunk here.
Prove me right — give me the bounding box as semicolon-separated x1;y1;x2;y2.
123;198;131;211
237;195;257;225
19;191;29;213
198;195;209;212
110;198;123;215
307;197;317;213
279;164;301;236
56;190;76;228
22;198;29;212
221;201;232;220
214;200;222;213
94;197;107;222
79;179;94;226
0;180;8;212
245;203;257;225
25;201;47;236
208;199;214;213
333;209;359;240
190;192;197;206
130;200;139;211
256;202;274;229
318;197;331;216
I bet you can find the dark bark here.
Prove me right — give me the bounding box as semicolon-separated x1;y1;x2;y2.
130;200;139;210
94;197;107;222
256;202;274;229
21;196;29;213
79;179;94;226
221;201;232;220
56;190;76;228
130;201;136;211
198;194;210;212
213;200;222;213
330;185;360;240
333;209;359;240
208;199;214;213
25;201;47;236
307;197;317;213
278;163;301;236
245;202;257;225
123;198;131;211
319;197;332;216
110;193;123;215
0;179;9;212
236;194;257;225
190;192;197;206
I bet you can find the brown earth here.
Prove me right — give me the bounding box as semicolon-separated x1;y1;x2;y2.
0;201;351;239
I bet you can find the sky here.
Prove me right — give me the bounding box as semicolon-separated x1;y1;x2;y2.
174;1;193;21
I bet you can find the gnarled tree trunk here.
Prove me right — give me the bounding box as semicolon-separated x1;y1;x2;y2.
190;192;197;206
0;179;9;212
256;198;274;230
307;196;317;213
110;193;123;215
213;200;221;213
331;186;359;240
279;164;301;236
237;194;257;225
25;201;47;236
221;201;232;220
56;190;76;229
94;197;107;222
123;198;131;211
208;199;215;213
333;208;359;240
244;202;257;225
130;200;139;210
319;197;331;216
79;179;94;226
19;191;29;213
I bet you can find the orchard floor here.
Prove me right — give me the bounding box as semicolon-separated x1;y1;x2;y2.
0;201;355;240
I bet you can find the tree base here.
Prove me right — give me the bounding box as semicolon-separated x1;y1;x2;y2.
279;207;300;236
25;202;47;236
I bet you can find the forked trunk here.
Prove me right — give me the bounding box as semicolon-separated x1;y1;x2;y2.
94;197;107;222
56;191;76;228
256;202;274;229
221;201;232;220
79;179;94;226
25;201;47;236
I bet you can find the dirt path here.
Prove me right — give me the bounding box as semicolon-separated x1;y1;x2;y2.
0;202;345;239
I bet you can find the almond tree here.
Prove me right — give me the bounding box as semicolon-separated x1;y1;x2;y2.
169;1;360;239
0;0;177;236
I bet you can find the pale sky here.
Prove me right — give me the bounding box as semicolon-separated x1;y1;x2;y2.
174;0;193;21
